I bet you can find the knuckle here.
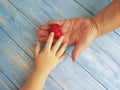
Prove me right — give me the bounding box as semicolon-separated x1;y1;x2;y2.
42;49;49;54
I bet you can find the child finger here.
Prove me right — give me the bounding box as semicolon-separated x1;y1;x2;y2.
51;36;64;53
34;41;40;59
56;43;67;58
58;52;66;63
44;32;54;51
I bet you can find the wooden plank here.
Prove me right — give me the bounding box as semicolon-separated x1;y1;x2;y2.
0;0;37;57
48;55;106;90
0;29;33;89
0;29;62;90
74;0;110;15
115;29;120;37
66;36;120;90
0;0;107;90
43;77;62;90
8;0;64;27
77;45;120;90
0;72;16;90
8;0;92;24
94;34;120;64
42;0;92;18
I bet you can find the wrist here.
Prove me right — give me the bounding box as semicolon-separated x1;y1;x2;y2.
33;67;49;76
89;17;99;38
22;67;48;90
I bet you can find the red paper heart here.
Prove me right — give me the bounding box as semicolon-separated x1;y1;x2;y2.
49;24;62;39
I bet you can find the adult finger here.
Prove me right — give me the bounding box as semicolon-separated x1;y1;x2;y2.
44;32;54;51
36;30;49;36
39;25;50;30
38;37;48;42
34;41;40;60
51;36;64;53
56;43;67;58
72;42;87;62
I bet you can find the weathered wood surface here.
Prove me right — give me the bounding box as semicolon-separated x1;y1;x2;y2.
0;0;120;90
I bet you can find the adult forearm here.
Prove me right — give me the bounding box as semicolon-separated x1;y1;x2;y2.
91;0;120;37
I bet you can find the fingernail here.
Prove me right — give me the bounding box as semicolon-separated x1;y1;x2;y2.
72;57;77;62
61;36;64;39
51;32;54;35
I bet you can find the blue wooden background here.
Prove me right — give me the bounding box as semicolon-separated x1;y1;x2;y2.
0;0;120;90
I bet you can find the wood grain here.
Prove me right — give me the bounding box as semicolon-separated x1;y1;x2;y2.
0;0;120;90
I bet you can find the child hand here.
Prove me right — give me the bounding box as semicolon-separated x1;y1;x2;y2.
34;32;67;74
22;32;67;90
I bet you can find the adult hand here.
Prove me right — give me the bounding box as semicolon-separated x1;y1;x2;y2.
36;18;98;61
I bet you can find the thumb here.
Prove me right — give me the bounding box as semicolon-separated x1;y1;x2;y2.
34;41;40;60
72;42;86;62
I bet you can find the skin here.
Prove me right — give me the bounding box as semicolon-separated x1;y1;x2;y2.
22;0;120;90
36;0;120;61
22;32;67;90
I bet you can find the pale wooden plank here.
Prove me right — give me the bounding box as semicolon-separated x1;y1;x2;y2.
8;0;64;27
74;0;110;15
0;29;62;90
78;45;120;90
8;0;92;25
48;55;106;90
0;29;33;89
116;28;120;34
42;0;92;18
44;77;62;90
66;38;120;90
94;34;120;64
0;0;107;90
0;72;16;90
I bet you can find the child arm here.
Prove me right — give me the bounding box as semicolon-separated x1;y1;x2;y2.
22;32;67;90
